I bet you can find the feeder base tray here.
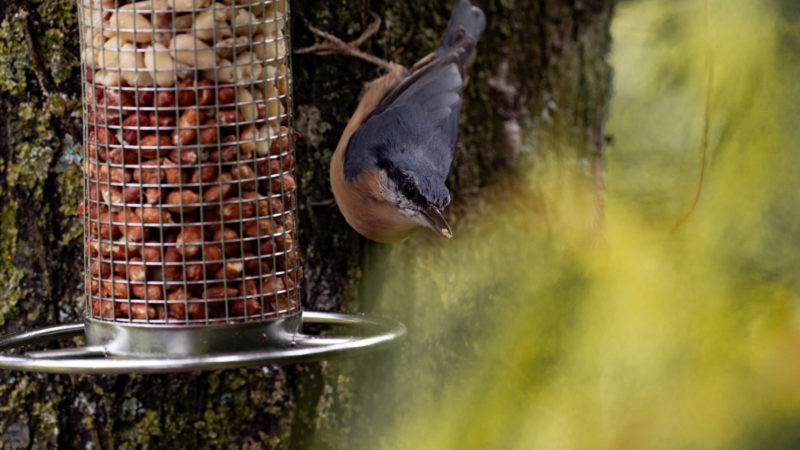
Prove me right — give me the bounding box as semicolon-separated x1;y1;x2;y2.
0;311;405;374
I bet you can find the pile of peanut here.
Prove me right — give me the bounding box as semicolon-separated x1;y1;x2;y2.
79;0;301;323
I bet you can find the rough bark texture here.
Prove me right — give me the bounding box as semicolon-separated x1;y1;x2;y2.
0;0;612;448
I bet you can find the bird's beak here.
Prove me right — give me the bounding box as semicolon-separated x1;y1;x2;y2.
421;205;453;239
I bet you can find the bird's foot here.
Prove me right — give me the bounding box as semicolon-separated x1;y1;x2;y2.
295;12;397;74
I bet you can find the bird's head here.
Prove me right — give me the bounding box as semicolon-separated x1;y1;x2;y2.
373;157;453;240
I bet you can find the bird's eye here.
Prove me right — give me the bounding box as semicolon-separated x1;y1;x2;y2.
402;182;417;200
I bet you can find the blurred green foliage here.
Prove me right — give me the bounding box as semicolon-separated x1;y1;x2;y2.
326;0;800;448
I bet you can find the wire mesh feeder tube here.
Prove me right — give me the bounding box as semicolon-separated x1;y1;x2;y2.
78;0;300;354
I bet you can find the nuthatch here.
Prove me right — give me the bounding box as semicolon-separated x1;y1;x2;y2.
306;0;485;243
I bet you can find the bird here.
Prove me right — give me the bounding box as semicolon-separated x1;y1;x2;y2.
300;0;486;243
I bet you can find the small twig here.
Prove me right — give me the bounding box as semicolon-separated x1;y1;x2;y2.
18;6;53;97
295;13;394;73
672;60;713;234
311;198;336;207
672;0;713;234
351;12;382;48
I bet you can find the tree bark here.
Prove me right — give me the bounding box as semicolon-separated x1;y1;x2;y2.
0;0;612;447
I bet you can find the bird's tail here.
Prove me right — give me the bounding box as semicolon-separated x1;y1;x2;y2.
436;0;486;56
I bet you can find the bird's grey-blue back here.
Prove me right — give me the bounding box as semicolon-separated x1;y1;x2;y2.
343;0;486;208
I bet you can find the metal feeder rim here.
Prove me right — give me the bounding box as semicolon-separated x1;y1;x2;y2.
0;311;406;374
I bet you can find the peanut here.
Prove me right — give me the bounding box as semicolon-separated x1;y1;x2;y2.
96;165;130;183
197;80;214;106
101;275;130;299
215;36;249;59
103;87;135;108
233;52;263;84
169;0;210;11
173;14;194;31
201;244;224;273
217;86;236;104
121;184;143;204
106;147;138;165
167;288;205;319
201;59;235;83
138;206;172;224
92;210;119;239
235;87;258;122
91;127;119;160
282;212;294;232
130;283;163;301
131;303;159;320
271;174;296;194
91;260;112;278
190;165;218;184
88;107;121;127
243;218;278;238
241;190;271;217
131;159;163;184
229;163;257;189
152;112;177;128
137;89;154;107
94;69;121;87
214;259;244;280
213;227;241;256
142;245;163;263
169;147;198;165
252;34;287;64
242;251;271;275
216;109;243;127
197;118;218;147
86;276;101;296
119;43;154;86
176;78;196;106
144;44;179;87
115;207;148;242
231;9;258;37
138;134;171;160
92;299;114;318
99;185;124;206
165;190;201;212
169;34;216;68
192;5;229;41
156;88;176;107
202;173;233;203
279;247;298;271
162;246;183;281
265;82;283;127
208;141;239;164
162;158;186;184
238;124;256;156
106;11;154;43
172;108;202;146
145;187;161;204
220;197;256;221
176;225;203;257
282;153;294;171
205;286;238;300
121;112;151;146
231;294;261;317
126;257;147;282
254;124;274;156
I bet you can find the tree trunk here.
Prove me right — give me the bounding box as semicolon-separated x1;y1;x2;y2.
0;0;612;447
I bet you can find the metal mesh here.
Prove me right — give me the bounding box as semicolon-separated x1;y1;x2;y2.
78;0;300;325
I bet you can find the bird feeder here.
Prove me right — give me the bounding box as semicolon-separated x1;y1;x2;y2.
0;0;404;373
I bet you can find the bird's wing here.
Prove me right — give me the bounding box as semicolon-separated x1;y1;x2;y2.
344;43;472;188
